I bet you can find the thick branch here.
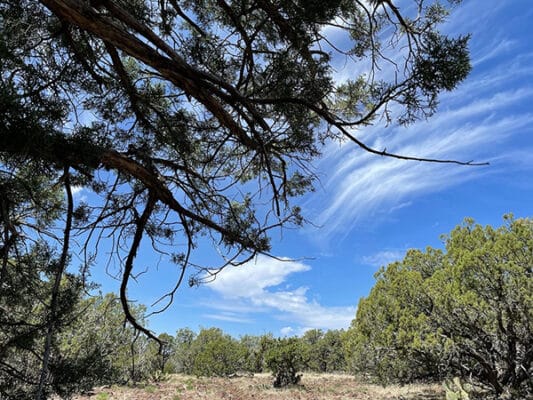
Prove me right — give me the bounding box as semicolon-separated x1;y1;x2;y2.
0;129;263;250
39;0;259;150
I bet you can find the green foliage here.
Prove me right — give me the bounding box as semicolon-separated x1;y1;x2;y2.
265;338;309;388
444;377;471;400
95;392;110;400
170;328;197;374
302;329;347;372
0;257;83;398
317;329;347;372
146;333;176;376
189;328;246;377
345;216;533;398
416;33;471;92
1;281;164;397
345;248;445;383
144;384;157;393
58;293;154;386
238;334;266;373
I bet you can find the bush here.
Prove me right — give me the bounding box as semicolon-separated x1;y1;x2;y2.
345;216;533;398
189;328;246;377
265;338;308;388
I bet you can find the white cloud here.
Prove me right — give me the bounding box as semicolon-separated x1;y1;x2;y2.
280;326;295;336
203;312;253;324
472;38;516;67
71;185;84;195
301;0;533;242
362;250;405;268
199;300;268;315
71;185;88;202
279;326;321;337
208;255;310;298
204;255;356;331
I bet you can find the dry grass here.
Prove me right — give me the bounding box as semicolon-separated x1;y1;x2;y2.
73;373;443;400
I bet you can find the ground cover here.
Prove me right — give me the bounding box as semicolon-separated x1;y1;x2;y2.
72;373;443;400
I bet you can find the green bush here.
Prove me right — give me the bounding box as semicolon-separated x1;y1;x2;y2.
345;216;533;398
170;328;196;374
265;338;308;388
189;328;246;377
302;329;347;372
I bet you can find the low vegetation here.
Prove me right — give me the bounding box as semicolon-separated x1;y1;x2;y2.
71;373;444;400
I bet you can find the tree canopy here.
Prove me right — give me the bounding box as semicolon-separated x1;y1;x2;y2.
1;0;474;341
345;215;533;398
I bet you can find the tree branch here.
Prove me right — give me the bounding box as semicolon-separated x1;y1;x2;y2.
119;190;160;344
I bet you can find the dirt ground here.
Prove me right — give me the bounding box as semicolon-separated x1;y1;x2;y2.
73;373;444;400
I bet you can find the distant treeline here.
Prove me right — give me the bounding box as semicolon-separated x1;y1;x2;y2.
1;287;348;397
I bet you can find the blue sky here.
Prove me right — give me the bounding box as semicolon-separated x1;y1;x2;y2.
79;0;533;338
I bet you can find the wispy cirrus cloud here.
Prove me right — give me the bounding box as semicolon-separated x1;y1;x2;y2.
202;312;253;324
307;34;533;240
203;255;356;334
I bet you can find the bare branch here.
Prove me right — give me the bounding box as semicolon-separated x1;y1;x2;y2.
119;190;160;344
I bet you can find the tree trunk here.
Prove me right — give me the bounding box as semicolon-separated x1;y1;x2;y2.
35;168;73;400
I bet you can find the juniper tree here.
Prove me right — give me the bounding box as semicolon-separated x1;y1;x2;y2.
345;216;533;398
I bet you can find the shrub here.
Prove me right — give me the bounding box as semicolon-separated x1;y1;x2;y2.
189;328;246;377
265;338;308;388
345;216;533;398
